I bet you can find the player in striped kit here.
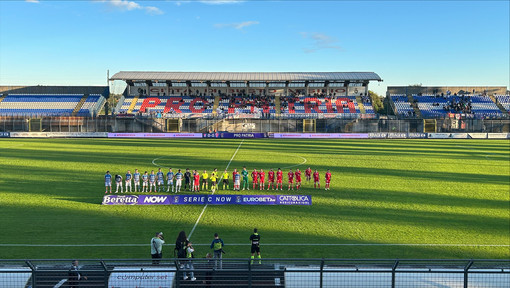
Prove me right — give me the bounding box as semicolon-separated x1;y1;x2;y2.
115;174;123;193
133;169;141;192
104;171;112;194
125;170;133;193
156;168;165;192
175;169;183;193
167;168;174;193
142;171;149;192
233;170;241;191
149;170;156;192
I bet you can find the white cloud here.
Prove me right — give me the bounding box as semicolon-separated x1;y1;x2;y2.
144;6;164;15
215;21;259;30
301;32;342;53
25;0;40;3
97;0;163;15
200;0;244;4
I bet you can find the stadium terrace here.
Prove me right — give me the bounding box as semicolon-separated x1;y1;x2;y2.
110;71;382;118
0;71;508;134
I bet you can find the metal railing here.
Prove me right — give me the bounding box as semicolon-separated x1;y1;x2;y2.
0;259;508;287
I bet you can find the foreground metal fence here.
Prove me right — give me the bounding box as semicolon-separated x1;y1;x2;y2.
1;116;509;134
0;259;508;287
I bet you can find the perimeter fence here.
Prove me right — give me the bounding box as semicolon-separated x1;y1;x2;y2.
1;116;509;134
1;258;509;287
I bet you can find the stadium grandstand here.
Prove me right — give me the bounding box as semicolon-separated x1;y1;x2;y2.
110;71;382;118
0;86;108;117
388;86;509;119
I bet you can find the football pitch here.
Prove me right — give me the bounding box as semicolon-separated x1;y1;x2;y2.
0;138;509;260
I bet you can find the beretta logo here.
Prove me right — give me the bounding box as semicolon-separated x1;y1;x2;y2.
102;195;138;205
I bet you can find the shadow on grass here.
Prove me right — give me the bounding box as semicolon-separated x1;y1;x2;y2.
0;201;508;260
320;187;510;210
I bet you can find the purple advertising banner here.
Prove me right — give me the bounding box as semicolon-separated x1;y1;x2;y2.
102;195;311;205
407;133;428;139
108;133;202;138
202;133;267;139
272;133;369;139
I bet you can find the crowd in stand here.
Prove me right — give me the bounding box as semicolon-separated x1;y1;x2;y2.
423;94;473;114
127;89;370;116
280;92;360;113
223;94;273;111
443;96;472;114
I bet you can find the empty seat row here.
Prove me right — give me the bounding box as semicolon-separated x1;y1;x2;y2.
0;94;104;116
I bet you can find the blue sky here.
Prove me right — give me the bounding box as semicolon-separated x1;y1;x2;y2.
0;0;508;95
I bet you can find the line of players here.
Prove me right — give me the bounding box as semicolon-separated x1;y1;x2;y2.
104;167;332;194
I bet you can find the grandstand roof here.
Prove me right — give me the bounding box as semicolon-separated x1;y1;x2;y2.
110;71;382;82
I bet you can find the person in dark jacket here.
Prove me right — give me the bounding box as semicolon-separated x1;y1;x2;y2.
175;230;189;263
68;260;87;288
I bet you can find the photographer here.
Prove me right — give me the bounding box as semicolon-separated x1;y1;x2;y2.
151;232;165;264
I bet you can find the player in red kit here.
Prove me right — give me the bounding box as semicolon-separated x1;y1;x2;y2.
295;169;302;190
313;169;320;189
287;169;294;190
259;169;266;190
276;168;283;190
305;167;312;183
193;170;200;192
268;169;275;190
325;169;332;190
251;169;259;190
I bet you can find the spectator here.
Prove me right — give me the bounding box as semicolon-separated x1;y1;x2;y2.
151;232;165;264
210;233;224;269
175;231;189;272
68;260;87;288
183;241;196;281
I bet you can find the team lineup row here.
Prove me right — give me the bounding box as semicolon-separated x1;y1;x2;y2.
104;167;332;193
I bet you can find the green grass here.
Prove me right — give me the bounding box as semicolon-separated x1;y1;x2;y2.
0;138;508;260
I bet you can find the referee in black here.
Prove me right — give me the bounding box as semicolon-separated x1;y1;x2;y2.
250;228;261;264
184;168;192;191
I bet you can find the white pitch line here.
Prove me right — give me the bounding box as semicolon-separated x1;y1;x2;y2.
0;243;507;247
455;145;497;160
277;155;307;170
151;156;170;169
188;139;244;239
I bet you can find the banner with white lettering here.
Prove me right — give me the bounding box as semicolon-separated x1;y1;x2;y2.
102;195;311;205
108;267;175;288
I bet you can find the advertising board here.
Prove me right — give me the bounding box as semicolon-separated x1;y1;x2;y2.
272;133;369;139
202;132;267;139
108;133;202;138
108;267;175;288
102;195;312;205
